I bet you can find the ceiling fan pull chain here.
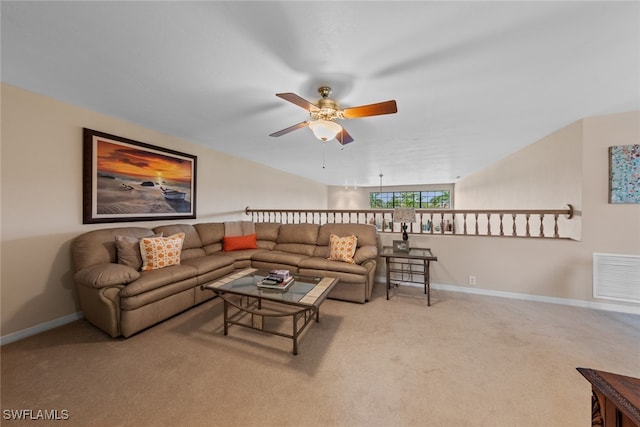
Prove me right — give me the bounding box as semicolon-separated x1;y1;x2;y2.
322;142;326;169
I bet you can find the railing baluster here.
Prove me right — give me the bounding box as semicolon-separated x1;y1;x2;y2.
499;213;504;236
539;214;545;237
474;213;479;235
429;213;434;234
487;213;492;236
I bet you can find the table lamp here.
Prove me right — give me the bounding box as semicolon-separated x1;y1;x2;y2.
393;208;416;242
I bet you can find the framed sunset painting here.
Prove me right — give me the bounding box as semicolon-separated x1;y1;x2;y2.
83;128;197;224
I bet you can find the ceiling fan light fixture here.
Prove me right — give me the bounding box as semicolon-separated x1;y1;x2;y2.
308;119;342;141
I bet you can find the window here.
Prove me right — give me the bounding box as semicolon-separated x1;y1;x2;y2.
369;190;450;208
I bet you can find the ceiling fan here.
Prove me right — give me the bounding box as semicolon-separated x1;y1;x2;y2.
269;86;397;145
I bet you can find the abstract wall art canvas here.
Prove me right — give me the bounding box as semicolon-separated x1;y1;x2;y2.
608;144;640;204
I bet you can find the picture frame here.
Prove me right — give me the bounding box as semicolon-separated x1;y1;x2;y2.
608;144;640;204
393;240;410;253
83;128;197;224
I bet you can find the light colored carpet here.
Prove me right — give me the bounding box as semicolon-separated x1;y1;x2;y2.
2;283;639;427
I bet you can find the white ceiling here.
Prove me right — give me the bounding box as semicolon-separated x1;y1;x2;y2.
2;1;639;187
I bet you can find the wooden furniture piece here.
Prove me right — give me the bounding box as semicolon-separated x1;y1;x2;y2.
577;367;640;426
379;246;437;305
202;268;338;355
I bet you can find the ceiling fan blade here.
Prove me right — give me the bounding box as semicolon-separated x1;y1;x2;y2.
342;100;398;119
275;93;320;112
269;121;309;137
336;127;354;145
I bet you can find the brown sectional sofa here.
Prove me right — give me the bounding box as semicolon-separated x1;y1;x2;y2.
72;222;379;338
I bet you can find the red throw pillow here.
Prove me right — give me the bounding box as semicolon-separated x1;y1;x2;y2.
223;234;257;251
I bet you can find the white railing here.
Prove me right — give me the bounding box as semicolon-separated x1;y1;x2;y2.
245;206;575;239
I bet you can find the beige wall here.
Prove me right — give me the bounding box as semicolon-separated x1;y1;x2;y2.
420;113;638;309
449;112;639;307
330;112;640;312
0;84;328;337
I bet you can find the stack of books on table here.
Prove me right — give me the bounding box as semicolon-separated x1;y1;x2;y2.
257;270;294;290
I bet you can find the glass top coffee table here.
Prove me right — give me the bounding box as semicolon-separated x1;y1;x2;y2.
201;268;338;355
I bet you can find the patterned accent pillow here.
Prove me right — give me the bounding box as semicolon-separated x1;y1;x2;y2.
140;233;185;271
327;234;357;264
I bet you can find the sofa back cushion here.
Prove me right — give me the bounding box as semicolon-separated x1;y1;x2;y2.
153;224;204;261
255;223;280;250
274;224;320;257
224;221;255;236
194;223;225;254
72;227;154;271
277;224;320;244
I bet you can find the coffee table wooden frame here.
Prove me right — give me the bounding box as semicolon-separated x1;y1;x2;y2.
201;269;338;355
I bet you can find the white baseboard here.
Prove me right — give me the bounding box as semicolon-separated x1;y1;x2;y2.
1;312;83;346
377;276;640;315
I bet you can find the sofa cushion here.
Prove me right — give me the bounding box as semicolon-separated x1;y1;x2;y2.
223;234;257;251
181;254;235;275
75;263;140;288
273;243;317;257
328;234;357;264
256;223;280;241
251;250;310;266
277;224;320;245
194;223;224;246
214;248;265;263
140;233;185;271
151;224;204;261
299;257;367;275
120;277;199;311
256;223;280;250
153;224;202;250
224;221;255;236
119;264;198;297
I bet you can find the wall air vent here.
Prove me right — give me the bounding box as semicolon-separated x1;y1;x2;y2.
593;253;640;303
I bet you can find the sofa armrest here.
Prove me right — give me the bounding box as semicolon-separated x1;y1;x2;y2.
353;245;378;264
74;263;140;288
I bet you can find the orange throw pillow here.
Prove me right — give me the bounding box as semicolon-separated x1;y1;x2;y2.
223;234;257;251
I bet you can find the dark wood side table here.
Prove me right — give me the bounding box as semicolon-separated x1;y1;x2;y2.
379;246;437;305
577;367;640;426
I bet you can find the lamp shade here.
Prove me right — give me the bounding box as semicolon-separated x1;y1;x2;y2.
393;208;416;223
308;120;342;141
